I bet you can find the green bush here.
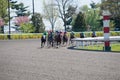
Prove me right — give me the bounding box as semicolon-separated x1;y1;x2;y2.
20;23;34;33
73;31;120;38
0;33;42;40
0;31;120;40
111;31;120;36
0;34;4;40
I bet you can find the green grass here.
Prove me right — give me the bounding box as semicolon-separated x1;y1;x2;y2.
78;42;120;52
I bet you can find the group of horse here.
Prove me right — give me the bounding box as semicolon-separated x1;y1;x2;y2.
41;31;74;48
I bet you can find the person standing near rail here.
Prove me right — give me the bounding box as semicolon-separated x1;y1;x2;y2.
92;31;96;37
80;32;85;38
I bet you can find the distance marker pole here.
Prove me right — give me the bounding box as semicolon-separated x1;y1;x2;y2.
103;10;111;51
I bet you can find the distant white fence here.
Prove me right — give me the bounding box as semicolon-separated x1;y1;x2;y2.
71;36;120;48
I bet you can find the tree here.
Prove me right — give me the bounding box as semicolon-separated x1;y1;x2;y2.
100;0;120;30
31;13;45;33
14;16;29;26
55;0;74;31
66;5;77;31
0;19;5;33
43;0;58;32
15;16;30;26
0;0;8;20
80;5;90;12
0;0;8;33
20;23;34;33
11;2;30;16
79;4;102;31
89;2;102;31
72;12;86;32
90;1;96;14
86;9;101;31
0;19;4;27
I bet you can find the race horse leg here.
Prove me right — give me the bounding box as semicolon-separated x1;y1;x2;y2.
63;35;68;47
41;40;46;48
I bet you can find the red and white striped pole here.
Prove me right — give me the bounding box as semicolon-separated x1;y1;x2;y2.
103;10;111;51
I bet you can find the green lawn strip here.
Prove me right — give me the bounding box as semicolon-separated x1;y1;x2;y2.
81;43;120;52
111;43;120;51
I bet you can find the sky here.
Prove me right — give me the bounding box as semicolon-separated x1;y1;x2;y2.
15;0;101;30
16;0;101;14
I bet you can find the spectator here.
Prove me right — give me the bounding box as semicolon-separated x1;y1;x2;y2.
80;32;85;38
70;31;75;44
92;31;96;37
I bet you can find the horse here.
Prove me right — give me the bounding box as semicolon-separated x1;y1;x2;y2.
54;32;62;48
47;32;54;48
41;34;46;48
62;32;68;46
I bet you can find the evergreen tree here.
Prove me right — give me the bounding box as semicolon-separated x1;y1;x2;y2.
31;13;45;33
11;2;30;16
72;12;86;32
66;5;77;25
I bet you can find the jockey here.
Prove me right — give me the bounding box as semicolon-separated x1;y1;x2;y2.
54;31;62;48
41;32;47;48
55;31;59;35
47;31;54;47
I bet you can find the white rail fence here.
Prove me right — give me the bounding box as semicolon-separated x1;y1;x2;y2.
71;36;120;49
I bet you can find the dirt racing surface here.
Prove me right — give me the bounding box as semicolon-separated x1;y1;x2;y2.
0;39;120;80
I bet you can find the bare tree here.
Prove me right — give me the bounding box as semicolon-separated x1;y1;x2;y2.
43;0;58;32
55;0;73;31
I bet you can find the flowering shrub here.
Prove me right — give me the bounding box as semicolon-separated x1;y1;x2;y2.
0;19;4;27
14;16;29;26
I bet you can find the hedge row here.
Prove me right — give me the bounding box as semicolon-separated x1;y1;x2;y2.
0;31;120;40
73;31;120;37
0;33;42;40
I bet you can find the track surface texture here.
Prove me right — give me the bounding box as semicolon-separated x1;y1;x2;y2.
0;39;120;80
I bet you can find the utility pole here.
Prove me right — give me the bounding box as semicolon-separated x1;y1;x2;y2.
32;0;37;32
32;0;35;15
51;0;54;32
8;0;11;39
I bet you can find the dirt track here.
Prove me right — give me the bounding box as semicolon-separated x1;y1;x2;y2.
0;39;120;80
